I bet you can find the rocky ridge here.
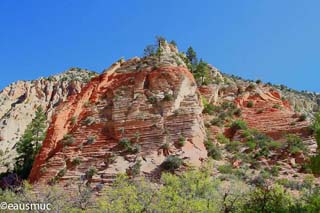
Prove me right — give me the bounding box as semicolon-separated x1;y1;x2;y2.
29;43;207;185
0;68;97;172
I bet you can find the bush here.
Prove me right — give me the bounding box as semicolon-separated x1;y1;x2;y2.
268;141;282;149
210;118;224;127
247;83;256;90
310;155;320;175
177;135;186;147
84;116;95;126
204;139;222;160
243;184;294;212
217;164;234;174
225;141;242;153
285;134;307;154
71;116;77;125
148;96;157;104
86;166;97;179
272;104;282;109
216;133;230;144
131;160;141;177
119;138;131;150
298;113;307;122
161;156;183;171
62;134;75;146
247;101;254;108
72;157;81;166
233;108;242;117
203;103;215;115
231;120;248;131
163;93;173;101
86;135;96;145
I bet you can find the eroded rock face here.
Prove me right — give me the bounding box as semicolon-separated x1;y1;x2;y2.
29;58;206;184
234;89;311;140
0;69;97;172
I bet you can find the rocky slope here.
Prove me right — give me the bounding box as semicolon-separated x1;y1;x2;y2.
29;43;207;185
0;68;97;173
1;40;318;192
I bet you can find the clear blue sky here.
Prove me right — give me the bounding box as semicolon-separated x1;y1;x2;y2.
1;0;320;91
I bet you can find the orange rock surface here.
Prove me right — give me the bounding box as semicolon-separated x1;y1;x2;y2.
29;61;207;184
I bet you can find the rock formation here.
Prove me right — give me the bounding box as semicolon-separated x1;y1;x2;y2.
29;43;207;185
0;68;97;173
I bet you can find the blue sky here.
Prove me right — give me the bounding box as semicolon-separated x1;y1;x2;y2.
1;0;320;91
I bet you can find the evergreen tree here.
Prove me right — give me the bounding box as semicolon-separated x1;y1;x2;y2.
310;112;320;175
186;46;198;68
14;106;47;179
195;59;211;85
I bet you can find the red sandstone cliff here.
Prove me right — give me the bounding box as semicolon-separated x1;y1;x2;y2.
29;52;207;184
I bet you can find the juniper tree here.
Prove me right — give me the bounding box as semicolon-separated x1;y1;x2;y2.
14;106;47;179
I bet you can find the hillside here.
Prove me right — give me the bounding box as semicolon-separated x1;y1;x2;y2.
0;68;97;173
0;39;320;211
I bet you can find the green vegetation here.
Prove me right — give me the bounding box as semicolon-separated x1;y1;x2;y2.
163;92;173;101
230;119;248;131
284;134;307;154
86;135;96;145
204;139;222;160
14;106;47;179
177;135;186;147
161;155;183;171
72;157;81;166
119;138;141;154
83;116;95;126
247;101;254;108
71;116;77;125
1;164;320;212
85;166;97;179
62;134;75;146
298;113;307;121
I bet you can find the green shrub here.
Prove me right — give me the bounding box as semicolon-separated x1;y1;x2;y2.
247;83;256;90
86;166;97;179
148;96;157;104
225;141;242;152
216;133;230;144
131;160;141;177
57;168;66;178
119;138;131;149
86;135;96;145
298;113;307;122
178;135;186;147
270;166;280;177
203;103;215;115
310;155;320;175
285;134;307;154
247;101;254;108
204;139;222;160
246;140;256;150
210;118;224;127
272;104;281;109
268;141;282;149
71;116;77;125
231;120;248;131
84;116;95;126
72;157;81;166
233;108;242;117
62;134;75;146
161;156;183;171
163;93;173;101
217;164;234;174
